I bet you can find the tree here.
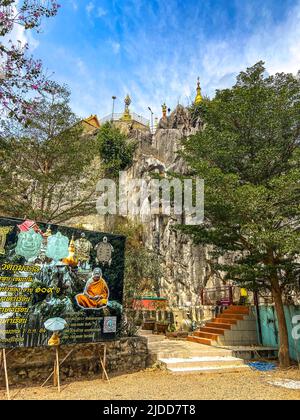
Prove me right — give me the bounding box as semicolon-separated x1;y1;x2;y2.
0;82;101;223
97;122;136;178
110;218;163;336
0;0;60;122
181;62;300;367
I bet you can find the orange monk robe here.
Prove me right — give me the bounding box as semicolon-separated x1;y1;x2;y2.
76;278;109;309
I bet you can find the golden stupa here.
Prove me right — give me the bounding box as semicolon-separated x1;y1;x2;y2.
195;77;203;105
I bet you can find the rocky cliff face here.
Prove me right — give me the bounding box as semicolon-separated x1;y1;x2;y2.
124;106;224;324
74;106;225;325
154;104;202;172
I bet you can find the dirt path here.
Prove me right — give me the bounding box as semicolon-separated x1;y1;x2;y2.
1;367;300;400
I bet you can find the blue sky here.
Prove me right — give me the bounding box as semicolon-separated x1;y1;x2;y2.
24;0;300;120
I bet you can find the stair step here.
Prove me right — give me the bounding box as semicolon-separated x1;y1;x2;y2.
219;314;245;320
153;350;233;359
224;306;250;314
206;322;232;330
224;310;249;316
150;352;232;359
193;331;219;340
159;356;246;369
185;305;258;348
200;326;226;335
211;318;237;325
187;336;213;346
167;365;250;374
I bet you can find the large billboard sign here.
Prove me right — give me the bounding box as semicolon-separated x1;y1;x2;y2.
0;217;126;348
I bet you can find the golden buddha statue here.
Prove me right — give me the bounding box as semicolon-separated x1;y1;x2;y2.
63;236;78;267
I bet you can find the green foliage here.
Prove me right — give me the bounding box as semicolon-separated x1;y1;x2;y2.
181;62;300;365
111;218;162;298
0;83;100;223
189;96;210;125
97;123;136;178
110;218;163;336
181;62;300;291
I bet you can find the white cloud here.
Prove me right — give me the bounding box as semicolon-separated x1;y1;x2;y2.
97;7;107;18
53;1;300;122
117;0;300;118
245;4;300;75
86;2;95;16
111;41;121;54
70;1;78;11
76;58;88;76
2;2;27;48
1;1;27;62
26;32;40;52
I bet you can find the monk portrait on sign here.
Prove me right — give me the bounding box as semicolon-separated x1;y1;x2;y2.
76;268;109;310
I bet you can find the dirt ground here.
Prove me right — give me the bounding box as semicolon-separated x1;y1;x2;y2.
1;367;300;400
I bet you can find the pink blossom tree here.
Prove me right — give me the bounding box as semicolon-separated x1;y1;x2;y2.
0;0;60;122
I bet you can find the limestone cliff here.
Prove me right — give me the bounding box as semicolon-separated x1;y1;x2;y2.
74;105;227;326
124;105;225;324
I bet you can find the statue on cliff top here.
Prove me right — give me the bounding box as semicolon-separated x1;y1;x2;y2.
121;94;132;122
157;79;204;131
158;104;192;131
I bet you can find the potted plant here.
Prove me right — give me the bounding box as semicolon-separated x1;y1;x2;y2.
143;318;156;331
155;321;170;335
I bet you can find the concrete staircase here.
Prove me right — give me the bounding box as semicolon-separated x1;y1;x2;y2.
139;329;249;374
187;305;258;347
159;355;248;374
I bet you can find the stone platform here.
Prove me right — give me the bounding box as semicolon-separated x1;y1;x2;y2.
140;330;249;374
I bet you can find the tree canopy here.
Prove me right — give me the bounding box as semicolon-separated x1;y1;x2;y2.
0;82;101;223
181;62;300;367
97;123;136;178
0;0;60;122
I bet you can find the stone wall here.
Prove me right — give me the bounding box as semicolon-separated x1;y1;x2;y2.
0;337;148;386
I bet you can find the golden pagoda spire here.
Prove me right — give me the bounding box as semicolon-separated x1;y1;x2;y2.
194;77;203;105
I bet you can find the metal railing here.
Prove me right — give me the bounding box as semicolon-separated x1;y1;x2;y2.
100;113;150;127
201;286;235;306
201;285;300;307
